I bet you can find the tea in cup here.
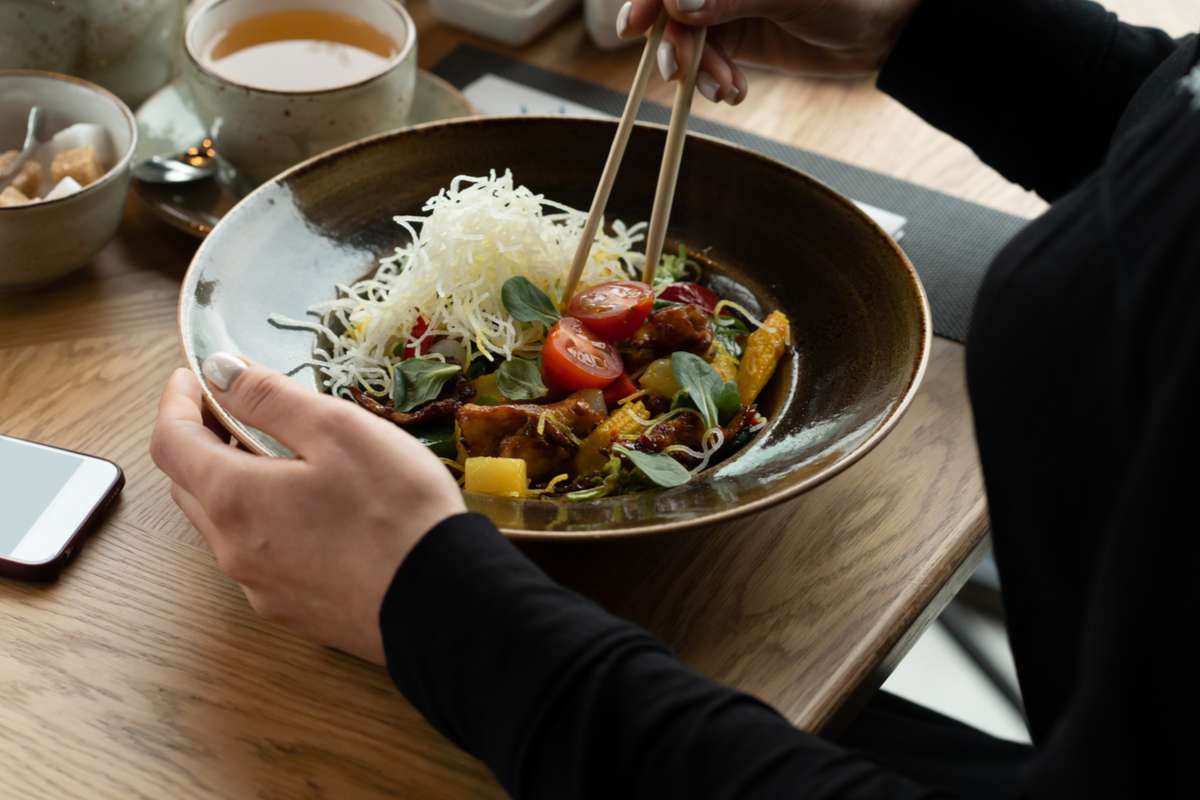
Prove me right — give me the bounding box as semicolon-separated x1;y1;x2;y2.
183;0;416;184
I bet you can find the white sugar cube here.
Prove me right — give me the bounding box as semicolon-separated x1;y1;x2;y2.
47;122;114;164
44;176;83;201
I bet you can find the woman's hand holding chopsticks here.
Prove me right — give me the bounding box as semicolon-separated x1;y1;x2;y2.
616;0;925;103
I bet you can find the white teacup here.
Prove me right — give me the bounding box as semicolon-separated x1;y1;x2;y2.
183;0;417;185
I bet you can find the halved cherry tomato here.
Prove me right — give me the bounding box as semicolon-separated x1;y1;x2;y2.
602;373;638;406
401;316;430;359
657;282;720;314
567;280;655;342
542;317;624;390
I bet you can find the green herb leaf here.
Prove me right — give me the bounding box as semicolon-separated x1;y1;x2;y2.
502;276;560;327
670;392;700;416
391;371;406;409
408;422;458;459
496;357;547;401
670;351;725;429
715;381;741;423
670;351;742;427
614;445;692;488
393;359;461;412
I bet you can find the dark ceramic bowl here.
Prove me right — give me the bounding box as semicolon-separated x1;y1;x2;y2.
180;116;929;539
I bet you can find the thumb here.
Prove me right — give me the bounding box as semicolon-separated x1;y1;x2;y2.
200;352;335;456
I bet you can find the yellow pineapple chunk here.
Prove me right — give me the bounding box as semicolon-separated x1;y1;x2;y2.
464;457;527;498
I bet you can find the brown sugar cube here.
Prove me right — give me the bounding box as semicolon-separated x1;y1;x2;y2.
0;185;31;207
51;145;105;187
1;149;42;195
11;160;42;197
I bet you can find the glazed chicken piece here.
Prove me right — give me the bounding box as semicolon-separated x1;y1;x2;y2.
720;405;759;444
624;304;714;371
456;389;607;479
497;435;573;481
349;375;475;426
636;404;760;468
636;412;705;453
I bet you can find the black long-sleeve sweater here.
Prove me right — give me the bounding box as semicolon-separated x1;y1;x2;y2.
381;1;1197;796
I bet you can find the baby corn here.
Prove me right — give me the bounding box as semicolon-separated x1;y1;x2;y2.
576;401;648;476
737;311;789;405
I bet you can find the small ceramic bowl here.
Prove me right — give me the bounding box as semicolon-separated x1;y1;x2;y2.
0;71;137;290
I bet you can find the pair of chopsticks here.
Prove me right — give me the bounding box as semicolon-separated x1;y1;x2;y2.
563;13;708;300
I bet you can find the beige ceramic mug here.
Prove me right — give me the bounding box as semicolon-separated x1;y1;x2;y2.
0;0;183;108
183;0;416;185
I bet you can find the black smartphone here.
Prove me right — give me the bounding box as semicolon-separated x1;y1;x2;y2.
0;434;124;580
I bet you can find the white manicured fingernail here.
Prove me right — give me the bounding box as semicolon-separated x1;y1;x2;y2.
202;352;247;391
616;1;632;37
697;73;720;102
725;85;741;104
677;0;705;11
657;41;678;81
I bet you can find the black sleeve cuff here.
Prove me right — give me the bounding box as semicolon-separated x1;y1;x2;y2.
379;512;671;793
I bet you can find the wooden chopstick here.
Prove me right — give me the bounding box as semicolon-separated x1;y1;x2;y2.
562;12;669;305
642;25;707;286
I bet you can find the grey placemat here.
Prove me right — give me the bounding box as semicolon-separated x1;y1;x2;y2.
433;45;1028;343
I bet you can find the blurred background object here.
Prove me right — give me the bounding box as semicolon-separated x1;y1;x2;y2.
429;0;579;47
0;0;185;109
585;0;628;49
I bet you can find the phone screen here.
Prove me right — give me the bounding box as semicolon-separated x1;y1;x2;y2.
0;437;86;556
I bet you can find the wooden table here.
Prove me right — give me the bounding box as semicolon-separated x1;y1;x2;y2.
2;2;1189;796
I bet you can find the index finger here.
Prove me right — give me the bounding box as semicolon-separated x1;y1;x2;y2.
620;0;664;38
150;368;258;498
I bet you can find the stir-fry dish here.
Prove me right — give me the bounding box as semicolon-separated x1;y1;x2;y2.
272;171;790;500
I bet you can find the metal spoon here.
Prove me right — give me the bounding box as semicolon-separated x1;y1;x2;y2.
0;106;48;190
132;137;219;184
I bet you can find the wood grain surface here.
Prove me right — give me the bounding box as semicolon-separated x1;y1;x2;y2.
2;2;1191;797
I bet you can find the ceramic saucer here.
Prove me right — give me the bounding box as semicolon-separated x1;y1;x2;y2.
132;72;477;237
